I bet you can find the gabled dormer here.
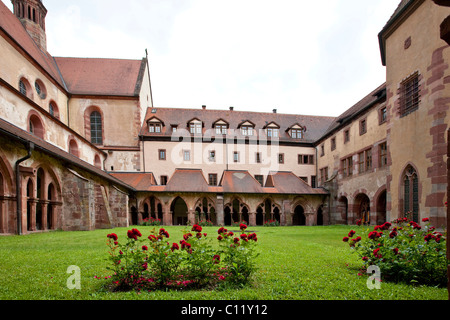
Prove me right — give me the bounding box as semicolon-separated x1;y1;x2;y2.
212;119;229;135
286;123;305;139
147;116;164;133
187;118;203;135
263;122;280;138
237;120;255;136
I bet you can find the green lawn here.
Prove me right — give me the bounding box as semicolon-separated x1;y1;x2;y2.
0;225;447;300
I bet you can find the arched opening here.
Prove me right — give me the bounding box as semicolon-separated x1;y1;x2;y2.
194;197;216;224
224;206;232;226
241;206;249;224
293;205;306;226
94;155;102;169
49;101;59;119
35;168;44;231
131;206;138;225
171;197;188;226
0;172;4;232
317;206;324;226
376;190;387;225
338;196;349;224
29;114;44;139
47;183;55;230
256;206;264;226
68;139;79;157
26;179;33;232
355;193;371;225
402;165;419;223
232;199;240;223
19;78;32;99
143;203;149;220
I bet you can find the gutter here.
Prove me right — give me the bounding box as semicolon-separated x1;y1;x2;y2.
15;141;34;235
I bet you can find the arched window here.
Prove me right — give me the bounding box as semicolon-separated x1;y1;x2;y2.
49;101;59;119
403;166;419;222
28;114;44;139
90;111;103;145
68;139;79;157
19;78;32;99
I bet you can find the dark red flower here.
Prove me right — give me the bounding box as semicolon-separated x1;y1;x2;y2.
171;243;179;251
348;230;356;238
393;248;399;255
142;245;148;251
422;217;429;222
248;233;258;242
343;237;349;242
159;228;170;238
389;230;397;238
212;255;220;264
218;227;227;234
192;224;202;232
239;223;248;230
233;237;240;244
107;233;118;241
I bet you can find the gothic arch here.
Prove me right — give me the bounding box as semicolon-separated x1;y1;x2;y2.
399;163;420;223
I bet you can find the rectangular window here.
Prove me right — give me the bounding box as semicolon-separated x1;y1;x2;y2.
299;176;308;184
331;137;336;151
183;150;190;161
215;125;227;135
255;152;262;163
379;142;388;168
365;149;372;171
298;154;314;165
320;167;328;184
359;119;367;135
158;149;166;160
208;174;218;186
149;123;161;133
190;123;202;134
380;107;387;124
320;145;325;157
342;156;353;178
358;152;365;174
160;176;168;185
209;150;216;162
255;175;264;186
278;153;284;164
267;128;279;137
233;152;240;163
400;72;420;116
311;176;316;188
241;126;253;136
344;129;350;143
291;129;303;139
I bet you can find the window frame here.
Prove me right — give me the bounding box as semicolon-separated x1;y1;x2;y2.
399;72;420;117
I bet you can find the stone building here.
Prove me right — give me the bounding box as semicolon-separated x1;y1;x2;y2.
0;0;449;234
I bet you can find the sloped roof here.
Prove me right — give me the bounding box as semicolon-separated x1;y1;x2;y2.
265;171;328;195
318;83;386;142
220;170;264;194
140;107;335;144
54;57;146;96
0;1;65;89
165;169;213;193
109;172;157;191
0;118;134;191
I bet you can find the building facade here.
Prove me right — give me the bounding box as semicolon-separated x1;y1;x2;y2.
0;0;449;234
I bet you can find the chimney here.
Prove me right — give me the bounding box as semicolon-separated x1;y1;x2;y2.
229;106;234;111
202;105;206;110
273;109;277;114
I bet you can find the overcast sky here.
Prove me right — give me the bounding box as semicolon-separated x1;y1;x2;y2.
2;0;400;117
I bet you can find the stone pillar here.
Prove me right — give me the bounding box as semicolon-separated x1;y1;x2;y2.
40;202;48;230
216;195;224;226
188;209;195;226
249;212;256;226
28;199;36;231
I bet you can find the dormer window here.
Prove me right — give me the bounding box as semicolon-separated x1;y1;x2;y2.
239;121;255;136
147;117;164;133
213;119;229;135
189;119;202;134
291;128;303;139
149;122;162;133
267;127;279;138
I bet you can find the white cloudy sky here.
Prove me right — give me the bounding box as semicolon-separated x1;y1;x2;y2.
2;0;400;116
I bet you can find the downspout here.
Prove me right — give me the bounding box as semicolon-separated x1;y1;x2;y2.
15;141;34;235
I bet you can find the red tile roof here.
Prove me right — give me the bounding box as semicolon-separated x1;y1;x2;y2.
54;57;146;96
0;1;65;88
141;107;335;144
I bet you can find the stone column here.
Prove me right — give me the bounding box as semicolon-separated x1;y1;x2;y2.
216;195;224;226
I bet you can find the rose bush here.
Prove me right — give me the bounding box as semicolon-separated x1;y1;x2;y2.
105;224;259;292
343;217;447;286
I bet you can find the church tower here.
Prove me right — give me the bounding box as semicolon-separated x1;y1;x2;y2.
11;0;48;51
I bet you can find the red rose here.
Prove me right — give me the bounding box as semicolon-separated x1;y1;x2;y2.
393;248;399;255
239;223;248;230
218;227;227;234
192;224;202;232
171;243;179;251
107;233;118;241
233;237;240;244
422;218;429;222
343;237;349;242
348;230;356;238
142;245;148;251
212;255;220;264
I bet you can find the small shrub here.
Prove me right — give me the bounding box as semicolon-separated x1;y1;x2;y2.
264;220;280;227
343;217;447;287
105;224;259;292
141;217;161;226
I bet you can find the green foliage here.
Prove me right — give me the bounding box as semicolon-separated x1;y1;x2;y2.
105;223;259;292
343;218;447;286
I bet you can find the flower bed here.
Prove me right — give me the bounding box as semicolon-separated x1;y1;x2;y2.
343;218;447;286
105;223;258;292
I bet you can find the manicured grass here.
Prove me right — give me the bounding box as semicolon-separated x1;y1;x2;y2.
0;225;447;300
